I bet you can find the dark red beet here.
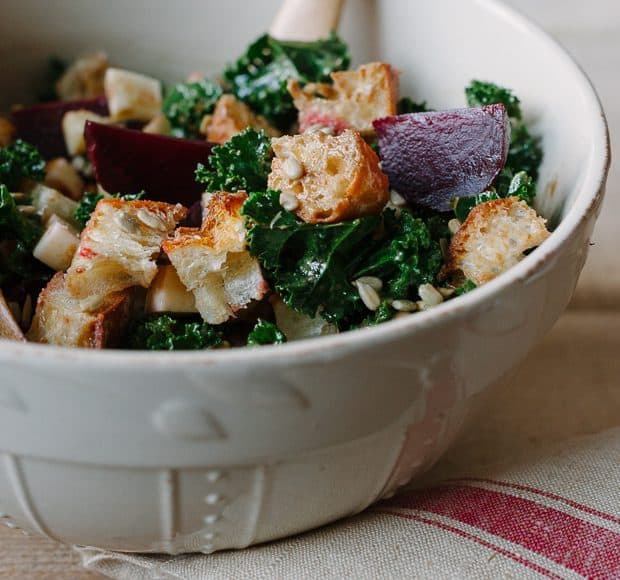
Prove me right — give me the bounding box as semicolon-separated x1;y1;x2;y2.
84;122;214;206
373;104;510;211
11;97;108;158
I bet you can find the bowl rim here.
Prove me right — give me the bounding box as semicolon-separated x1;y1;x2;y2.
0;0;611;369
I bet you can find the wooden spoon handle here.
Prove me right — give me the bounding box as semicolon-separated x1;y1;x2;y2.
269;0;345;41
0;290;25;342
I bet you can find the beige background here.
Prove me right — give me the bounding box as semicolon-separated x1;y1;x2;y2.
0;1;617;577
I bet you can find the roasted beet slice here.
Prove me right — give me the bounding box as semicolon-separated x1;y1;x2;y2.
374;104;510;211
85;122;214;205
11;97;109;158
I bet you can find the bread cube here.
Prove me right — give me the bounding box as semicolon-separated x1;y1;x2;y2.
104;68;163;122
289;62;399;136
146;265;197;314
66;199;186;308
44;158;84;201
33;216;79;272
163;192;268;324
440;196;550;286
56;52;109;101
62;109;110;156
268;129;389;223
27;273;135;348
0;289;25;342
202;94;280;144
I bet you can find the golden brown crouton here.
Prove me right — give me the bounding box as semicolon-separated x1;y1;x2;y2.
202;95;280;144
56;52;109;101
268;129;389;223
0;117;15;148
289;62;399;136
0;289;25;342
163;192;268;324
66;199;186;309
27;273;135;348
440;197;550;286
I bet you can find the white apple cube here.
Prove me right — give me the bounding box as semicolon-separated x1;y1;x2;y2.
62;109;110;156
30;184;79;228
44;158;84;201
33;216;79;272
104;68;162;122
146;265;197;314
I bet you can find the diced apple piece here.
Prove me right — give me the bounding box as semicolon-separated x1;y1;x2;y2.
62;109;110;156
33;216;79;272
56;52;109;101
44;158;84;200
85;122;214;205
104;68;162;122
30;184;79;227
146;265;197;314
11;97;109;158
143;113;171;136
271;296;337;341
374;104;510;211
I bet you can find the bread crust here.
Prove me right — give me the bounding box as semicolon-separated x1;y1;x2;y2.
440;196;550;286
268;129;389;223
163;192;268;324
289;62;399;135
66;198;186;307
203;95;280;144
27;273;135;348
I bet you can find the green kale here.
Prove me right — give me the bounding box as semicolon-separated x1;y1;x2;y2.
162;78;223;139
0;184;49;287
454;279;477;296
465;80;543;181
505;123;543;181
0;140;46;191
243;191;443;328
247;319;287;346
364;300;395;326
128;314;224;350
451;171;536;222
353;209;444;299
37;56;67;102
465;80;522;120
397;97;431;115
223;33;350;130
195;128;272;193
74;190;145;230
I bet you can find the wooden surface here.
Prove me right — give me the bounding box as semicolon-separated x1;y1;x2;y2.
2;2;617;578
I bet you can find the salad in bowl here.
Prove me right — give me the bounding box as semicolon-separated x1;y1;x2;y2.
0;33;549;350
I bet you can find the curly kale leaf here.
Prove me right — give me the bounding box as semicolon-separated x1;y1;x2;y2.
162;78;223;139
74;190;145;230
455;279;477;296
451;171;536;222
0;140;46;191
195;128;272;193
397;97;431;115
465;80;522;120
506;123;543;181
223;33;350;130
128;314;224;351
243;191;443;328
353;209;444;299
0;184;49;287
247;319;287;346
465;80;543;181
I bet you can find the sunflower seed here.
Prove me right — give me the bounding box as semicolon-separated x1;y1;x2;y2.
354;281;381;311
279;192;299;211
354;276;383;292
418;283;443;306
283;155;304;180
391;299;418;312
448;218;461;235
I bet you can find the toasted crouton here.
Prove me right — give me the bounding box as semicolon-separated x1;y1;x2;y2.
66;199;186;308
289;62;399;136
202;95;280;144
0;289;25;342
56;52;109;101
27;273;135;348
0;117;15;148
163;192;268;324
268;129;389;223
440;197;550;286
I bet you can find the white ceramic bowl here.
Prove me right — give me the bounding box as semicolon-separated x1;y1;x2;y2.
0;0;609;555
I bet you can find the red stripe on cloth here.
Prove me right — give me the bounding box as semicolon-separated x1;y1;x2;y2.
452;478;620;526
385;485;620;578
382;509;560;579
